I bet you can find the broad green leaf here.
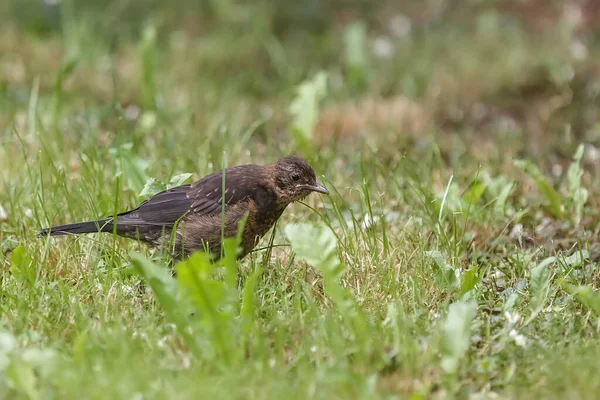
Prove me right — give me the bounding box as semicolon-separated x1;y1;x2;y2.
529;262;552;316
241;267;263;321
139;177;162;197
514;159;564;218
344;21;367;69
495;182;514;214
176;252;224;314
220;215;247;290
463;182;487;205
131;253;177;290
21;348;58;380
168;173;193;189
566;144;588;225
140;173;193;197
176;252;235;360
241;266;263;341
10;245;35;283
503;292;520;313
567;144;585;191
289;72;328;151
6;359;39;400
460;267;480;296
71;331;88;364
130;254;200;356
284;223;340;275
0;331;16;372
478;170;515;215
109;143;149;193
1;238;18;254
562;250;589;267
285;223;368;342
441;300;478;374
564;284;600;316
285;224;346;303
425;250;458;289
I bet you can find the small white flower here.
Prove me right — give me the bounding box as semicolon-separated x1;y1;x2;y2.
504;311;521;325
181;354;191;369
0;332;16;359
570;40;588;61
585;145;600;163
509;329;527;348
361;214;380;230
139;112;157;130
130;393;143;400
372;37;395;59
552;163;563;177
125;105;141;121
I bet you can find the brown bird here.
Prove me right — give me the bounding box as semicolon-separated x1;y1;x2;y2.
39;156;329;259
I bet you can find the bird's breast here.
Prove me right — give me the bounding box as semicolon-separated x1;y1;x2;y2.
238;201;287;256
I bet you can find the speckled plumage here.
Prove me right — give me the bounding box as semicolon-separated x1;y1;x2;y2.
39;156;329;259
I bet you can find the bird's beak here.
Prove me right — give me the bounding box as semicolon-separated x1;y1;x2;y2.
307;182;329;195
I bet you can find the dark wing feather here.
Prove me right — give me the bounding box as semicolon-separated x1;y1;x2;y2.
117;185;193;225
187;165;264;214
115;165;264;228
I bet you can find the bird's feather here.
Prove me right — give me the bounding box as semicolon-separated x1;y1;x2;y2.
115;165;265;228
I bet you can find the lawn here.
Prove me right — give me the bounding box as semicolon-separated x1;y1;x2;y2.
2;1;600;398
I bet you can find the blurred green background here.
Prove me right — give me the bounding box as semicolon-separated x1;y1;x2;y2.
3;0;600;153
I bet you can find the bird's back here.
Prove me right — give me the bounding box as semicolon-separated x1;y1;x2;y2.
116;163;283;258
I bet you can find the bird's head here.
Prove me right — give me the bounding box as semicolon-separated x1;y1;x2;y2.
272;156;329;204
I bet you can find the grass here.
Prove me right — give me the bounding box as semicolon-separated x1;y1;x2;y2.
2;1;600;398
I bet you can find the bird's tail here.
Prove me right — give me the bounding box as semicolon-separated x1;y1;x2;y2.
38;219;114;237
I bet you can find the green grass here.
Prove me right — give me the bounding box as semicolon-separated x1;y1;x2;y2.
2;1;600;398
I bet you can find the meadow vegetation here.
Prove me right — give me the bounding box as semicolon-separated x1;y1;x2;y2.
2;1;600;398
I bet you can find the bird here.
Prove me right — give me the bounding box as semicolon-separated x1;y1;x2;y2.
38;156;329;259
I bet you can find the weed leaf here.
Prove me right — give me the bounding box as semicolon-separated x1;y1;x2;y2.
527;261;552;323
289;72;327;152
514;159;563;218
564;284;600;316
441;300;478;374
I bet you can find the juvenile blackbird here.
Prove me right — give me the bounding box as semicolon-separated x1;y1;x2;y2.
39;156;329;259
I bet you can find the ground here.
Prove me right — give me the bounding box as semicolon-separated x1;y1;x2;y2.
2;1;600;398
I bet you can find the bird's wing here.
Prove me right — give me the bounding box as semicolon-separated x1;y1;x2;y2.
116;185;194;226
116;166;261;227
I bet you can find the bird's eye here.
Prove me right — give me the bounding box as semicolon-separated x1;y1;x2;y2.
291;172;301;182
